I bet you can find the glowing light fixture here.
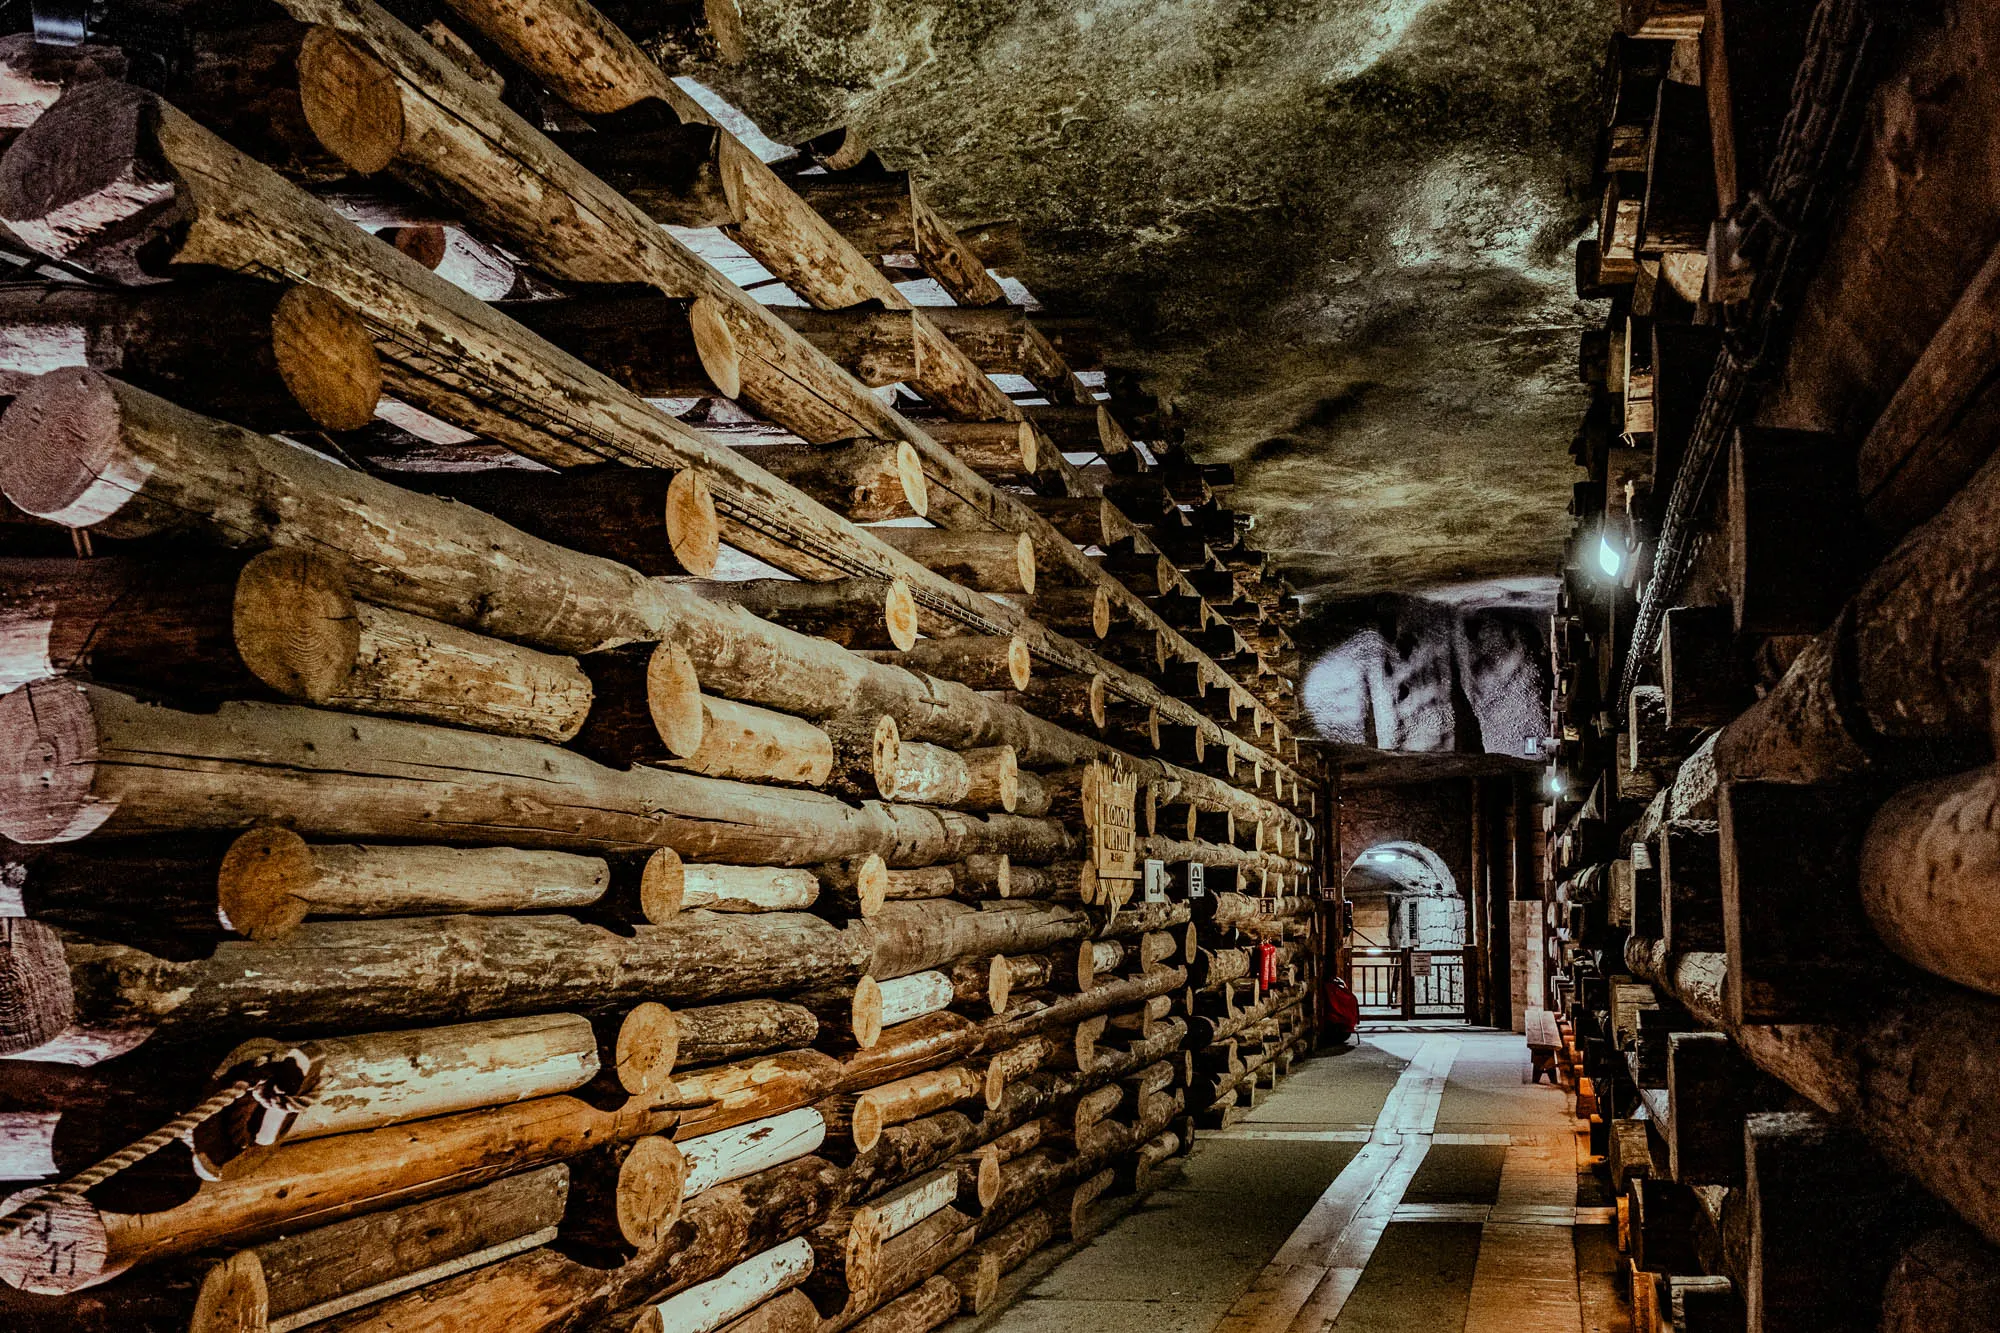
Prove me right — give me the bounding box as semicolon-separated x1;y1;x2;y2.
1596;532;1624;579
1370;851;1400;863
1545;770;1566;797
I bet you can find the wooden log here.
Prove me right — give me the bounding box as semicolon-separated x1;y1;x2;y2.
695;578;919;653
1660;819;1723;954
1859;766;2000;998
209;828;602;940
1665;1032;1785;1188
949;956;1010;1016
830;1014;984;1098
819;1206;972;1331
997;587;1109;641
856;1169;957;1243
1002;863;1086;902
0;553;261;698
383;223;529;300
920;421;1038;483
1;911;868;1059
628;1236;814;1333
563;1133;689;1256
0;681;1071;870
865;901;1090;981
681;1109;827;1197
0;1091;677;1295
1661;604;1750;731
739;442;928;524
497;291;726;397
215;1012;602;1152
944;1207;1049;1314
846;1274;958;1333
0;75;1310;792
796;979;887;1053
844;1067;983;1154
878;973;957;1030
869;529;1034;597
1743;1112;1917;1333
0;279;381;433
670;1052;845;1143
404;464;721;578
666;696;836;788
182;1166;571;1333
980;1037;1055;1111
676;1000;820;1068
1728;428;1868;636
233;549;597;743
252;1153;843;1333
866;637;1032;693
653;860;821;917
1880;1226;2000;1333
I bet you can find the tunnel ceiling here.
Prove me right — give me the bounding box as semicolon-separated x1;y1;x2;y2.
676;0;1609;599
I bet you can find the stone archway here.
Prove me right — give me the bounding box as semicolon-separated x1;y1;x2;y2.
1344;840;1465;950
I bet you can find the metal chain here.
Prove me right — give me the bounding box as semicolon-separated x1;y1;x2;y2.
1620;0;1887;702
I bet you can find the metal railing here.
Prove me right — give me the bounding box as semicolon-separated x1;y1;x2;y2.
1351;948;1476;1020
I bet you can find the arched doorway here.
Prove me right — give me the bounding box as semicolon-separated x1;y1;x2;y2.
1344;841;1469;1018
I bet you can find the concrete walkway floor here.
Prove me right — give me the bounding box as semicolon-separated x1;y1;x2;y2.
958;1024;1628;1333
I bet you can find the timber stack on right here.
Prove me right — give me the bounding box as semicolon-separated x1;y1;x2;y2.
1552;1;2000;1331
0;2;1328;1330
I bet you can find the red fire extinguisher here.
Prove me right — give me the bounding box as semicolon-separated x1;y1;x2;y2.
1254;941;1279;988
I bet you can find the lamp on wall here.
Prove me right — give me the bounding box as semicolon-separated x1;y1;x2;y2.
1595;531;1624;579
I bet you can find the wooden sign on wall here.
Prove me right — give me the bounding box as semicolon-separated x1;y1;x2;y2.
1084;760;1140;909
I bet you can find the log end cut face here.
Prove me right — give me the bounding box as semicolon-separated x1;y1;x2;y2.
0;676;112;844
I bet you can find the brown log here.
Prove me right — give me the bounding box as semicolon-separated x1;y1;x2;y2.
870;529;1034;597
233;548;597;743
562;1133;690;1256
945;1206;1050;1314
1859;766;2000;998
1002;863;1087;902
0;75;1310;793
980;1037;1055;1112
865;901;1090;981
0;681;1069;872
830;1014;984;1099
949;955;1010;1016
670;1052;846;1143
206;828;597;940
739;442;928;523
0;279;380;433
867;636;1031;693
0;1092;676;1295
695;578;919;653
0;911;867;1059
0;553;259;698
268;1154;846;1333
847;1274;959;1333
919;421;1039;483
997;586;1110;641
496;291;725;397
676;1000;820;1068
404;464;720;578
668;696;836;787
181;1165;570;1333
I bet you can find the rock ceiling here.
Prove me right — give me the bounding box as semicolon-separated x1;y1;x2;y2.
687;0;1610;602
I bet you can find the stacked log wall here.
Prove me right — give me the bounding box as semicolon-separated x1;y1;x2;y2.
0;3;1326;1329
1552;4;2000;1331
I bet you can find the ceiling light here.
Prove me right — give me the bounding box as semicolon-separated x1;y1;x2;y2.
1596;533;1623;579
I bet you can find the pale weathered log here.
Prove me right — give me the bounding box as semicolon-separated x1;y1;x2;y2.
233;549;597;743
0;911;868;1058
215;1013;603;1151
669;696;836;788
650;857;822;918
0;279;381;433
628;1236;813;1333
846;1273;959;1333
215;828;608;940
0;681;1074;870
680;1109;827;1197
878;742;1018;814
